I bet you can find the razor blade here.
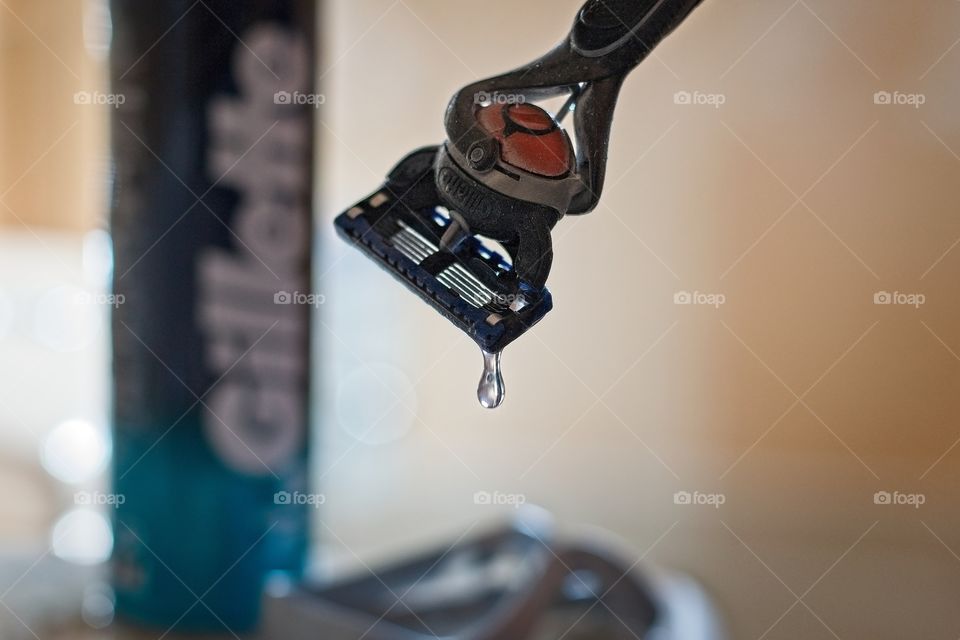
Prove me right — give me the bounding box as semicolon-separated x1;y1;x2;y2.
334;147;553;355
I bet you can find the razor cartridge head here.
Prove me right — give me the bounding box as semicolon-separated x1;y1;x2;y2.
334;147;553;355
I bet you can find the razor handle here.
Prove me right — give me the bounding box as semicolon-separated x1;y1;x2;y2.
443;0;706;214
572;0;706;67
437;0;706;289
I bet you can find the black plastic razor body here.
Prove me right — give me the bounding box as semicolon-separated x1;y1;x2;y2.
335;0;705;407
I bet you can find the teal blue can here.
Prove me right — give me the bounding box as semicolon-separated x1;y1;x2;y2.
108;0;317;632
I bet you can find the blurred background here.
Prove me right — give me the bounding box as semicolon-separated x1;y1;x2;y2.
2;0;960;638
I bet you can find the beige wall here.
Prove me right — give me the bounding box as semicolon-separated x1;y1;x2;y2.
317;1;960;639
0;0;107;231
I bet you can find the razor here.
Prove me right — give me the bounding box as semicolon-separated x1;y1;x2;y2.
335;0;705;407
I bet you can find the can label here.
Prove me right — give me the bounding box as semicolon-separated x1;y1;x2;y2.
200;25;312;474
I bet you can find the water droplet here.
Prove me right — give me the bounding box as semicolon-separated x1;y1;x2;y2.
477;350;505;409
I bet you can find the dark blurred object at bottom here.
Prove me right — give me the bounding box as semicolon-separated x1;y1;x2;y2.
259;509;725;640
